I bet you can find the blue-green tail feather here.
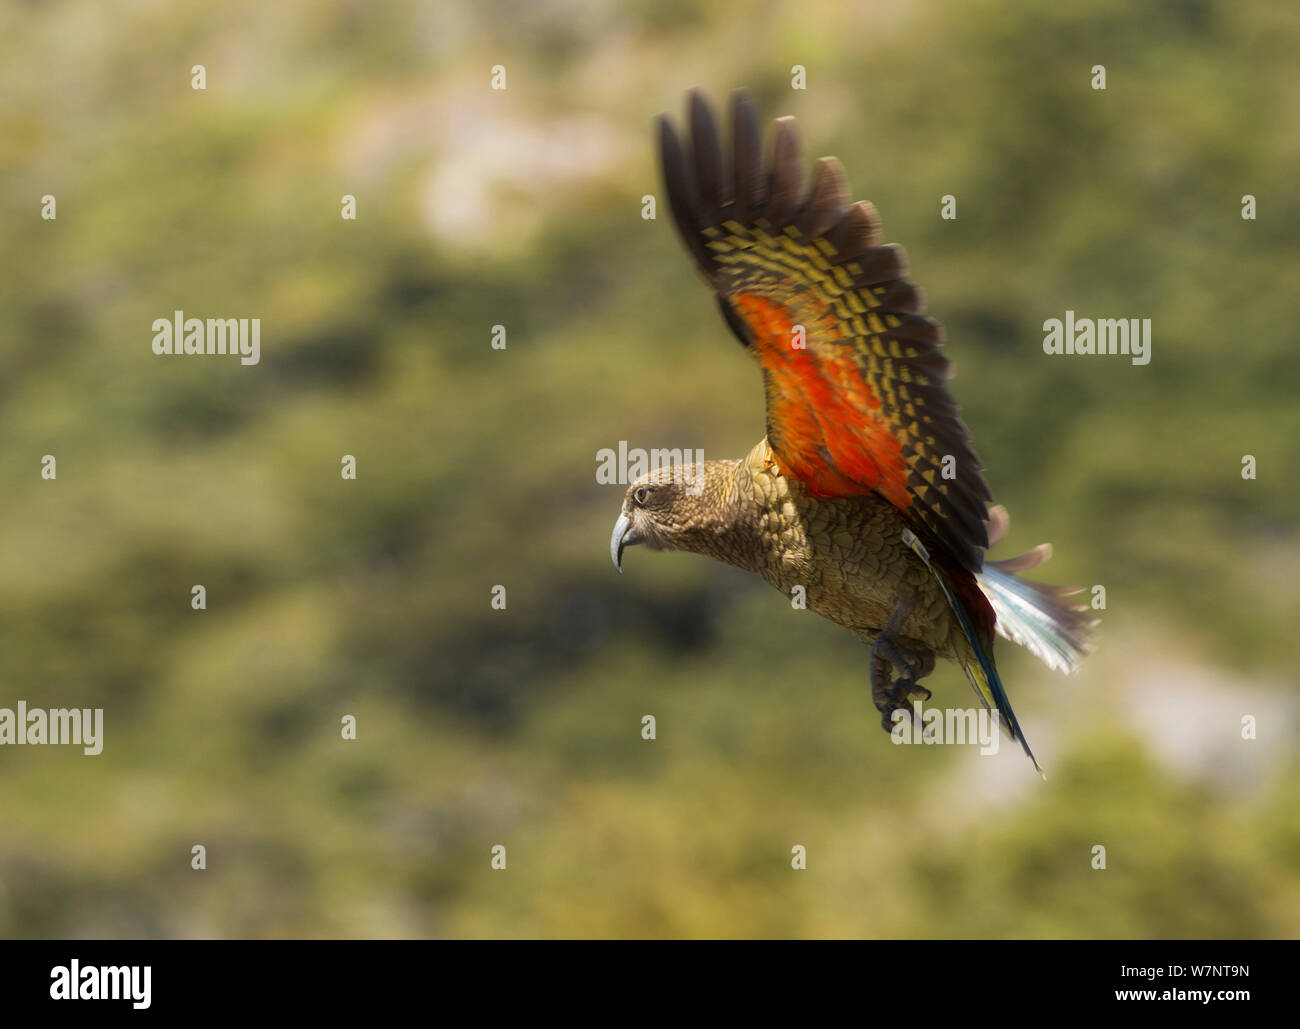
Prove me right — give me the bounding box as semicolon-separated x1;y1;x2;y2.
901;529;1044;777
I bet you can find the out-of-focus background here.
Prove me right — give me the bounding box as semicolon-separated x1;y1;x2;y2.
1;0;1297;938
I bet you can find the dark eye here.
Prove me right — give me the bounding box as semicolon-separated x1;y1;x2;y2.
633;486;650;505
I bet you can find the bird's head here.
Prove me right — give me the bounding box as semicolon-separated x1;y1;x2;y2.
609;462;737;572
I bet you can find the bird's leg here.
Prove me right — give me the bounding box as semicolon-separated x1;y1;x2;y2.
870;594;934;733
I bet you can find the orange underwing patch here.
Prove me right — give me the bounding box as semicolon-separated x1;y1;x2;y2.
733;291;911;512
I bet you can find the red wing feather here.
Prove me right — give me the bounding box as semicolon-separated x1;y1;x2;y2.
732;292;909;507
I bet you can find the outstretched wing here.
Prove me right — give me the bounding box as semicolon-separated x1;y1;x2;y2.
658;89;992;572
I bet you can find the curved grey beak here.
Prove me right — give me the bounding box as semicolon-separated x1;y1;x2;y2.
610;512;641;573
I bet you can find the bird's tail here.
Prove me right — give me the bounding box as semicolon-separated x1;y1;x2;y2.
901;528;1042;776
974;505;1097;675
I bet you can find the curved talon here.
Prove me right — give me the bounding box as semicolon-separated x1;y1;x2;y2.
869;600;936;734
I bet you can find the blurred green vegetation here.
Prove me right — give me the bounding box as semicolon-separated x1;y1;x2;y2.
0;0;1297;938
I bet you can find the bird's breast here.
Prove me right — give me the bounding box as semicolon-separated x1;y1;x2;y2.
738;443;953;647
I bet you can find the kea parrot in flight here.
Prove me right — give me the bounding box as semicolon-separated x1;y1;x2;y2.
610;89;1095;773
